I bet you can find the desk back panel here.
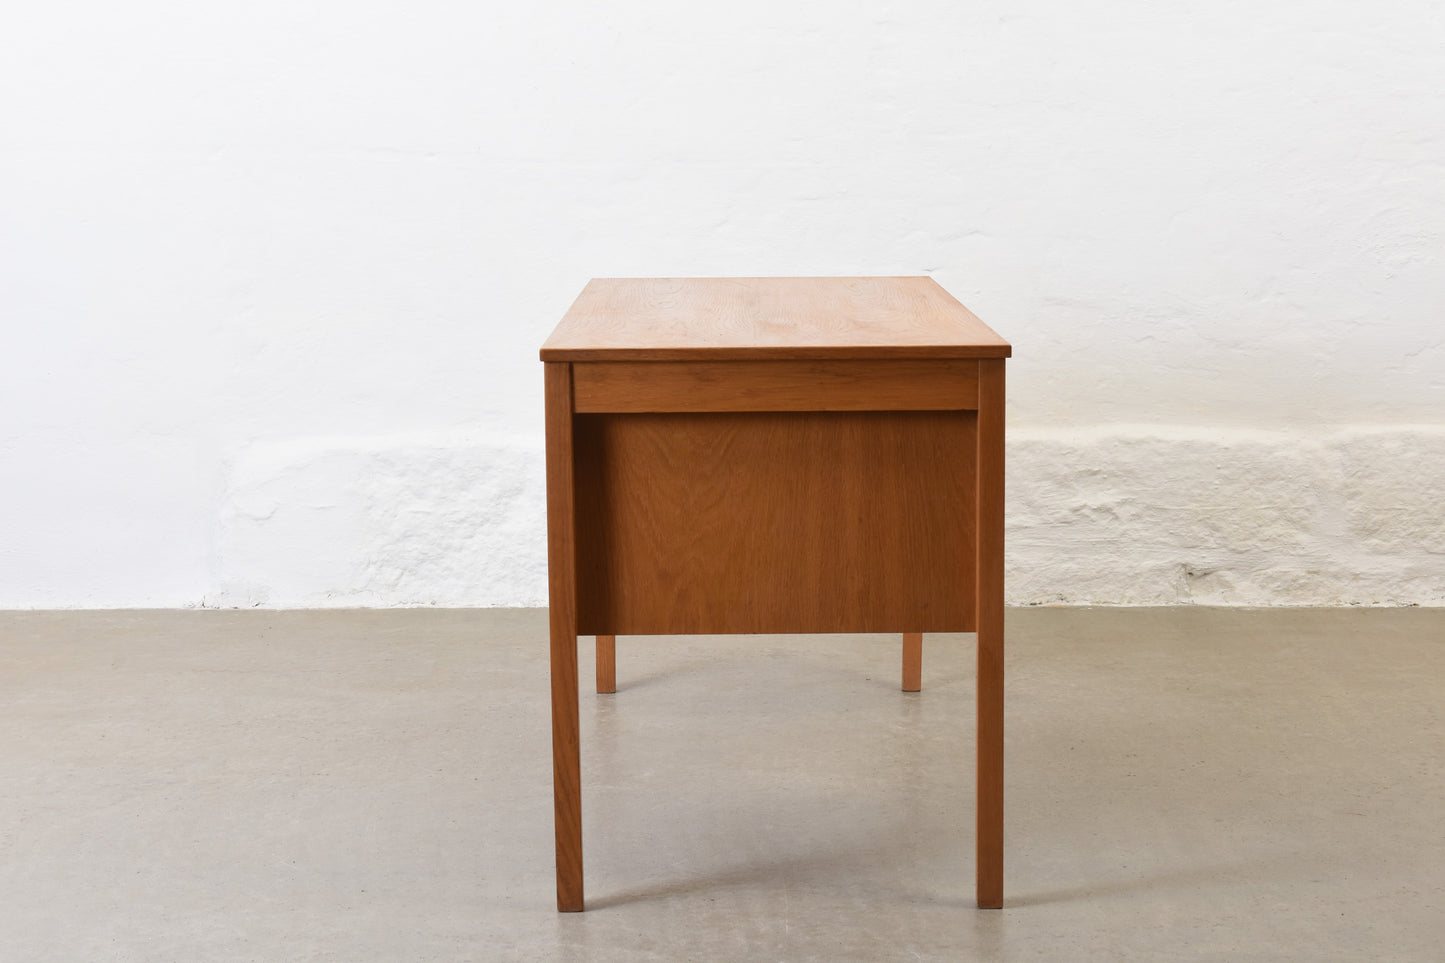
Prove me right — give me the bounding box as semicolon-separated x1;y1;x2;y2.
573;410;977;635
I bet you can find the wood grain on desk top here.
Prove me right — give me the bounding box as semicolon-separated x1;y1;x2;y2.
540;277;1011;361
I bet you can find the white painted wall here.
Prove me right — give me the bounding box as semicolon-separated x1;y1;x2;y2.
2;1;1441;608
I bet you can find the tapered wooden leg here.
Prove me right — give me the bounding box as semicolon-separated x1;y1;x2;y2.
545;362;584;912
596;635;616;693
549;625;582;911
976;358;1005;909
902;632;922;691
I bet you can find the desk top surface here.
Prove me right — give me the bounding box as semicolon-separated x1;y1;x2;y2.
541;277;1011;361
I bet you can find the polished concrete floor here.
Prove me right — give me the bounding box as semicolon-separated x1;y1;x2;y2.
1;607;1442;961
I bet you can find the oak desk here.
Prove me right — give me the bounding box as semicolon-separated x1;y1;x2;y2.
540;276;1010;911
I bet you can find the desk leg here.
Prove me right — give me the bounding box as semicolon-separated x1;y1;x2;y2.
545;363;584;912
902;633;922;692
976;358;1005;909
596;635;616;694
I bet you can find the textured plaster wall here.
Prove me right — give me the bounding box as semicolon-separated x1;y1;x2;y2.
3;1;1442;608
1009;427;1445;606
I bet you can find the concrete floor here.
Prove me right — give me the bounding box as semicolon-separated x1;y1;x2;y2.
1;608;1442;961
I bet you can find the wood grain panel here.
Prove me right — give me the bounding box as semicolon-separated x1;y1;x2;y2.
542;277;1012;361
573;359;979;413
574;411;977;636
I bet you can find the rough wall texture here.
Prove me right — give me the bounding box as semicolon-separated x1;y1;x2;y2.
1009;427;1445;606
3;1;1442;607
207;426;1445;609
211;435;547;608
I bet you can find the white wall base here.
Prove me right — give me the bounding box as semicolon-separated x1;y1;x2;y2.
210;433;547;608
209;426;1445;609
1008;426;1445;606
